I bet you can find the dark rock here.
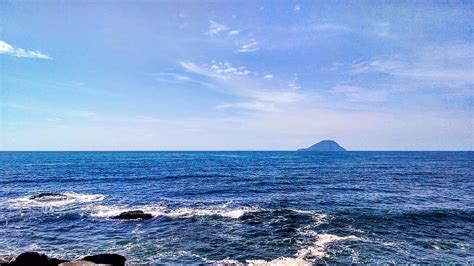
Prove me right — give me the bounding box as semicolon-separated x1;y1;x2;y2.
82;254;126;266
112;210;153;220
29;193;68;200
297;140;346;152
8;252;68;266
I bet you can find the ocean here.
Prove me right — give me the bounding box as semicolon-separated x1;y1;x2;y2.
0;151;472;264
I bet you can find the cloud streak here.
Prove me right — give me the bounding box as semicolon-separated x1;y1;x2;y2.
350;44;473;88
237;39;259;53
207;20;229;36
0;40;52;59
179;60;305;111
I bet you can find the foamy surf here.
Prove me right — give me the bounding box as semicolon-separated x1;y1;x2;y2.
9;192;105;208
88;204;259;219
212;233;362;265
296;233;362;258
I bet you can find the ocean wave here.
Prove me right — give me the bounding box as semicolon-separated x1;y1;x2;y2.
289;209;328;226
296;233;362;259
211;233;362;265
88;204;260;219
8;192;105;208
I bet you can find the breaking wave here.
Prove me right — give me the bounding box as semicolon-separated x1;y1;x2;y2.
88;204;260;219
8;192;105;208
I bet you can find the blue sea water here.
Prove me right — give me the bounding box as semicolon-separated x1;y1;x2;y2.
0;151;473;264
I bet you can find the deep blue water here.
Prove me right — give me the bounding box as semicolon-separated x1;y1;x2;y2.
0;151;473;264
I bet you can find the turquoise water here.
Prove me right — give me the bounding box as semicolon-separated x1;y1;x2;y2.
0;151;473;264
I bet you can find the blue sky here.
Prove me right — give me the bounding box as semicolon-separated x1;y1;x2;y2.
0;1;472;150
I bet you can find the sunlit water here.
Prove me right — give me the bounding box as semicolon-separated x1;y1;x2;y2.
0;151;472;264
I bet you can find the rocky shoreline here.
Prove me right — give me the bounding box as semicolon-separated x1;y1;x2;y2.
1;194;156;266
0;252;127;266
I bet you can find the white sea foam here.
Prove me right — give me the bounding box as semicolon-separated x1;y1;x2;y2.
290;209;328;226
213;233;362;265
89;204;259;219
296;233;362;258
9;192;105;208
246;257;311;266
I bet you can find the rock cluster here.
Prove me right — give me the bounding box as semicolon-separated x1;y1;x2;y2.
1;252;126;266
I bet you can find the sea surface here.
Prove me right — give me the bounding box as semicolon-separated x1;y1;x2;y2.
0;151;473;264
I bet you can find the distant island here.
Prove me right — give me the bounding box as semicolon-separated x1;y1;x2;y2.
297;140;346;151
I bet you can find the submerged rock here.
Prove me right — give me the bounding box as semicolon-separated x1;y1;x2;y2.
29;193;68;200
8;252;67;266
112;210;153;220
82;254;126;266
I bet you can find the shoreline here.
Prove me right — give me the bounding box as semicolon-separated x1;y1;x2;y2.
0;252;127;266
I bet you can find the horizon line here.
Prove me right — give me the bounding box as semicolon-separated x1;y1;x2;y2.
0;150;472;152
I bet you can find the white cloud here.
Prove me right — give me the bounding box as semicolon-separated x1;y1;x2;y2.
263;74;273;79
207;20;229;36
237;39;259;53
210;61;250;76
179;60;306;111
330;85;386;102
216;101;277;112
294;5;301;11
0;40;52;59
228;30;240;36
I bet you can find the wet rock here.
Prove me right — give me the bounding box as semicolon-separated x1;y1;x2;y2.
59;260;98;266
8;252;68;266
29;193;67;200
81;254;126;266
112;210;153;220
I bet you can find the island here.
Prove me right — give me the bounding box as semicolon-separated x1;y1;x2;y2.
297;140;346;152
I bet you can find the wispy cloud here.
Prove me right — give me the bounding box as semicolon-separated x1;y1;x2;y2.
216;101;277;112
331;85;386;102
237;39;259;53
263;74;273;79
350;44;474;88
228;30;240;36
309;23;351;32
152;72;190;83
179;60;305;111
0;40;52;59
207;20;229;36
287;74;300;89
294;5;301;12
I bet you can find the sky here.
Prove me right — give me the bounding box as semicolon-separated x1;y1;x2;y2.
0;0;472;151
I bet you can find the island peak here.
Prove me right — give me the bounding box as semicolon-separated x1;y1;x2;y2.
297;140;346;152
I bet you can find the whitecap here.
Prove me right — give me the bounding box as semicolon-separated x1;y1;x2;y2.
246;257;311;266
236;233;362;265
9;192;105;208
289;209;328;225
88;204;259;219
296;233;362;258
